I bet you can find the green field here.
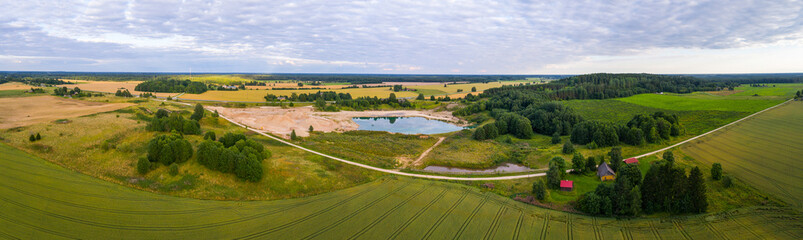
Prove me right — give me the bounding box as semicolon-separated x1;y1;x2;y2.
0;142;800;239
681;101;803;209
615;93;783;112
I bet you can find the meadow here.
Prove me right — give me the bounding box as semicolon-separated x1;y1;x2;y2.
0;143;800;239
299;131;440;169
0;100;380;200
680;101;803;209
615;83;803;112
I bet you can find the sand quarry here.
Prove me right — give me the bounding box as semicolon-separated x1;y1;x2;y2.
207;106;463;138
0;96;133;129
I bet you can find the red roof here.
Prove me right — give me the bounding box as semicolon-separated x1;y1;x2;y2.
560;180;573;188
624;158;639;164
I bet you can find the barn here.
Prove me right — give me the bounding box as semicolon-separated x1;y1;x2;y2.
597;162;616;181
560;180;573;191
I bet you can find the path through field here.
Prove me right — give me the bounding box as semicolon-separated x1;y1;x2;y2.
681;101;803;209
0;143;800;239
413;137;445;167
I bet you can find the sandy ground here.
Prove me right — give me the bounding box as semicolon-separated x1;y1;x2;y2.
0;82;35;91
207;106;463;138
0;96;134;129
57;80;175;97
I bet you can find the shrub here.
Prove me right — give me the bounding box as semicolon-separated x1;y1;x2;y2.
551;132;561;144
219;132;246;147
532;180;548;200
711;163;722;180
562;141;574;154
168;163;179;176
722;175;733;188
204;131;216;141
137;157;151;174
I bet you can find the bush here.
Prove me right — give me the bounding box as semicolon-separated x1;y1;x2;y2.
711;163;722;180
551;132;561;144
137;157;151;174
219;132;246;147
722;175;733;188
204;131;216;141
532;180;548;200
168;163;179;176
196;136;270;182
562;141;574;154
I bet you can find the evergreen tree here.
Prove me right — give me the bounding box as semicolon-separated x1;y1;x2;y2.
137;157;151;174
388;93;397;103
416;93;425;100
35;133;41;140
711;163;722;180
309;125;314;133
471;86;477;92
585;155;598;173
571;153;585;174
29;134;36;142
608;147;623;171
688;167;708;213
562;141;575;154
191;103;204;121
290;129;298;140
546;156;567;189
630;186;642;216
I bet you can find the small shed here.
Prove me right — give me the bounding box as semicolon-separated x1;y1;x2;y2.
560;180;573;191
597;162;616;181
623;158;639;165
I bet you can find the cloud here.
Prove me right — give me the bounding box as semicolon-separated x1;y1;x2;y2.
1;0;801;73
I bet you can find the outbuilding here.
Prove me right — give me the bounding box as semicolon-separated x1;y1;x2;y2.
597;162;616;181
623;158;639;165
560;180;574;191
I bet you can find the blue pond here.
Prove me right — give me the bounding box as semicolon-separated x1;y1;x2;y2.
352;117;465;135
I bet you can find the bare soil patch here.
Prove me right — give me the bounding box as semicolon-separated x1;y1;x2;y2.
0;96;134;129
208;106;462;138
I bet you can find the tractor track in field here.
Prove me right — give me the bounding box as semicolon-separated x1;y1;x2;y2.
190;97;794;181
387;188;449;240
539;213;550;240
237;182;410;240
511;211;524;240
421;189;470;240
348;183;434;240
452;194;490;240
482;206;507;240
301;183;418;240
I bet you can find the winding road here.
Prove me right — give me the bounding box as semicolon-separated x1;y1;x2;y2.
165;98;792;181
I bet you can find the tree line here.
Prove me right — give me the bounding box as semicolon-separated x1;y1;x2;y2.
197;133;268;182
135;79;208;94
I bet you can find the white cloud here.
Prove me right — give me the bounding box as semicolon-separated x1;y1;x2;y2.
0;0;801;73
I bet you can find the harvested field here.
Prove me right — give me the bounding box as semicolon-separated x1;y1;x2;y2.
207;105;461;138
57;80;175;97
0;96;133;129
0;82;34;90
0;143;800;239
681;101;803;209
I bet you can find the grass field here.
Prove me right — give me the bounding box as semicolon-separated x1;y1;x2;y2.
0;96;133;129
299;131;440;169
680;101;803;209
1;143;800;239
0;100;380;200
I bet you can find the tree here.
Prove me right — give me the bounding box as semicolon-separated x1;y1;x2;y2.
663;151;674;164
29;134;36;142
190;103;204;121
471;86;477;92
137;157;151;174
416;93;425;100
532;180;548;200
722;175;733;188
218;133;246;148
687;167;708;213
711;163;722;180
212;110;219;118
388;93;397;103
290;129;298;140
546;156;568;189
35;133;41;140
309;125;314;133
585;155;597;173
620;164;642;187
315;98;326;109
551;132;561;144
155;109;169;118
571;153;585;174
578;192;601;214
608;147;622;171
562;141;574;154
146;133;193;165
430;95;435;101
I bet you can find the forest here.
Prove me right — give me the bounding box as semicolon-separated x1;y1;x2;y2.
135;79;208;93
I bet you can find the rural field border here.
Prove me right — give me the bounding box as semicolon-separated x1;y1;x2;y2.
163;98;793;181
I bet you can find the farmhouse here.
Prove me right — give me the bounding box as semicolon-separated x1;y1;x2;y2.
623;158;639;164
597;162;616;181
560;180;573;191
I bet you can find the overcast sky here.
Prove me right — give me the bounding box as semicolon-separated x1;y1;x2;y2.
1;0;802;74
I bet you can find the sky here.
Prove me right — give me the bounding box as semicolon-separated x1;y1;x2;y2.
1;0;802;74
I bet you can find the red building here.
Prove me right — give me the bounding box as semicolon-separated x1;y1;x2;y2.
624;158;639;164
560;180;573;191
